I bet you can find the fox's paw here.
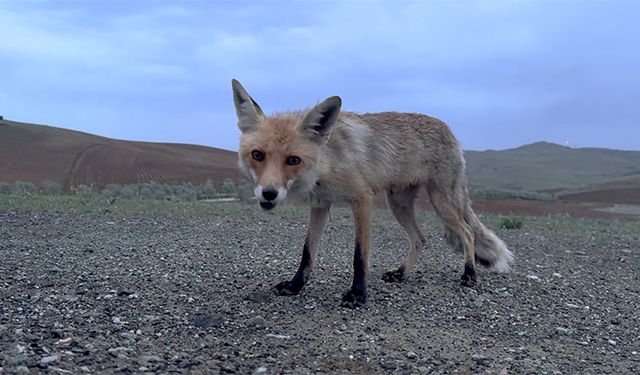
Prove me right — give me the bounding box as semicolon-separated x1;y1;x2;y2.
460;264;478;287
340;288;367;309
272;280;303;296
381;268;405;283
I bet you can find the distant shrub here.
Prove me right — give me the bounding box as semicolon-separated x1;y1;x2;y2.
471;188;557;202
73;185;98;198
500;216;523;230
198;179;218;200
14;181;37;195
41;181;63;195
236;179;255;203
172;183;197;202
0;181;12;195
101;184;122;198
219;178;237;197
118;185;139;200
138;182;169;200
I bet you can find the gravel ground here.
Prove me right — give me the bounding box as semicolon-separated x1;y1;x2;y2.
1;202;639;374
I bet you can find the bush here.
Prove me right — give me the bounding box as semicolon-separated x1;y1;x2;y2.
219;178;237;197
197;180;218;200
41;181;63;195
471;188;557;202
236;179;255;203
0;181;12;195
172;183;197;202
14;181;37;195
73;185;98;198
500;216;523;230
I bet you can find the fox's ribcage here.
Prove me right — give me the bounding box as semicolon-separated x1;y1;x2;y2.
272;205;330;295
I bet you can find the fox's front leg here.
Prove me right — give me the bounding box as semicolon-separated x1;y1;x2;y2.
341;197;372;308
272;205;330;295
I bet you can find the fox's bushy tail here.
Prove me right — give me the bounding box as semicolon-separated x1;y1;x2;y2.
444;205;514;272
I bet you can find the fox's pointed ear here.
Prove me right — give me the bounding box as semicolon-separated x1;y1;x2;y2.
232;79;265;133
301;96;342;141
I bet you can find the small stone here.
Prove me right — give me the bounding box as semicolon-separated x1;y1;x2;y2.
139;367;149;371
255;366;267;374
608;339;617;345
80;366;91;372
577;341;589;346
15;344;25;353
265;333;290;340
16;366;30;375
566;303;580;309
141;355;161;363
112;317;122;324
552;273;562;278
526;275;540;280
557;327;570;334
406;351;418;360
40;355;60;365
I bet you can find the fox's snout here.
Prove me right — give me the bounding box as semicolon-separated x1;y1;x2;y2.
261;187;278;201
254;184;288;210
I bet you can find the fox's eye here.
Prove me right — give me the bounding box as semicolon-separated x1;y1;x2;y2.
286;156;301;166
251;150;265;161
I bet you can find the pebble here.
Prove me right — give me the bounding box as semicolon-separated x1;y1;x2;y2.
40;355;60;365
527;274;540;280
406;351;418;359
552;272;562;278
557;327;570;334
266;333;290;340
255;367;267;374
608;339;617;345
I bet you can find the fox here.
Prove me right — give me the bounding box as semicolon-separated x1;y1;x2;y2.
231;79;514;308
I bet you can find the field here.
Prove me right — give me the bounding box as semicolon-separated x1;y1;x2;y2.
1;196;639;374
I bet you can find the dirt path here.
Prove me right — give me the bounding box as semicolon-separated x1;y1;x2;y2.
1;205;639;374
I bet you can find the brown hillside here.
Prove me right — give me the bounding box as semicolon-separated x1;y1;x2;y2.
0;119;240;190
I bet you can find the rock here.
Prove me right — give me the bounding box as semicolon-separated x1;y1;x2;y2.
266;333;290;340
406;351;418;360
256;366;268;374
141;355;162;363
39;355;59;365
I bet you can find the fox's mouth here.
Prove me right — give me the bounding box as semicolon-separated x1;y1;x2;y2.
259;201;276;210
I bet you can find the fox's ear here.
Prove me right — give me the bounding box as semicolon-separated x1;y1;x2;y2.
301;96;342;141
231;79;265;133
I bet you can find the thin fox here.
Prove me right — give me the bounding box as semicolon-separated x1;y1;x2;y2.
231;79;514;308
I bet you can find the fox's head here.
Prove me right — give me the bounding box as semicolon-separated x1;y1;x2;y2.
232;79;341;210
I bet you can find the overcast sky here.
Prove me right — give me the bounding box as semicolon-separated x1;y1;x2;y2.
1;1;639;151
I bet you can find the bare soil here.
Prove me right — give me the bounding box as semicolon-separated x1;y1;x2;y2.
1;203;639;374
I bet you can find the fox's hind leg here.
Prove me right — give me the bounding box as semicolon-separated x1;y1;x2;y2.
382;185;426;283
428;188;477;286
272;205;330;295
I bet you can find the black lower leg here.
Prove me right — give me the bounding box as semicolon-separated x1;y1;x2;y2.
273;239;311;295
341;241;368;308
461;262;477;287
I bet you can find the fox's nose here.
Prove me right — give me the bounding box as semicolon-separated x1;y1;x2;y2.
262;187;278;201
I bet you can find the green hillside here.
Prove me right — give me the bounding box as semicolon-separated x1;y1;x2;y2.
465;142;640;191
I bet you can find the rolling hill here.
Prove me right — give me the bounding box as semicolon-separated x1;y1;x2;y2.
466;141;640;190
0;118;240;190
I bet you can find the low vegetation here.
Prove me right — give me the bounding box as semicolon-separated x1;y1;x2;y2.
0;179;254;203
499;216;524;230
471;187;557;202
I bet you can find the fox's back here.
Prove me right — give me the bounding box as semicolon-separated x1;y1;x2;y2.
320;111;465;192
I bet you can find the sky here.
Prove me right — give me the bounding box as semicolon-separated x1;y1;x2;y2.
1;0;639;152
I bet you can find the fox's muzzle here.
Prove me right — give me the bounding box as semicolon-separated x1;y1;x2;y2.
255;185;288;210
